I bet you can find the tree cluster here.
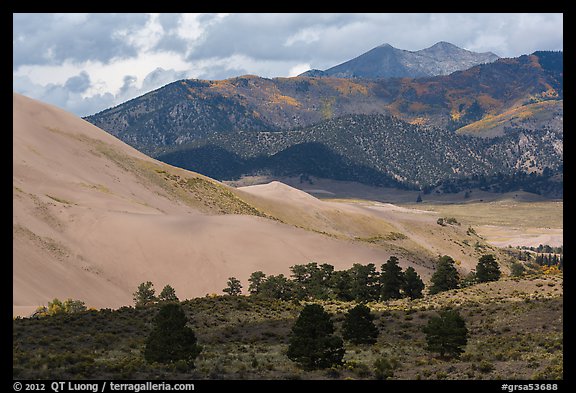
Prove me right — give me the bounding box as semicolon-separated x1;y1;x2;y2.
240;257;425;302
534;253;563;269
133;282;179;307
33;298;87;318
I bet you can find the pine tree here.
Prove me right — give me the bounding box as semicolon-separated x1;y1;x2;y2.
222;277;242;296
287;304;345;370
144;303;202;368
380;256;404;300
133;281;157;307
475;254;501;283
422;309;468;359
429;255;460;295
342;304;379;344
258;274;294;300
248;271;266;296
402;267;425;299
329;270;353;301
348;263;380;302
158;285;179;303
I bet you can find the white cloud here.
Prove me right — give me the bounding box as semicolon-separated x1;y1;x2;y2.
284;28;321;46
288;63;312;77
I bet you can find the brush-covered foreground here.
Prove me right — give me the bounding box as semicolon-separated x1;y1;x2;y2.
13;274;562;380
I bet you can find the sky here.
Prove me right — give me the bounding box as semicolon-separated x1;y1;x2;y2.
13;13;563;117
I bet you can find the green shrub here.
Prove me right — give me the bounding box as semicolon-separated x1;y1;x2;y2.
373;356;397;380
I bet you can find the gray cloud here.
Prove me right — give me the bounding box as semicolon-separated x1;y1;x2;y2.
13;13;149;68
64;71;91;93
13;13;563;116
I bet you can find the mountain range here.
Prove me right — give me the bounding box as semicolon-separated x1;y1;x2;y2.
155;112;562;196
299;41;500;79
84;48;563;197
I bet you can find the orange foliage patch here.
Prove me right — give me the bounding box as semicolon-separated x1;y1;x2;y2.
328;79;369;96
270;94;300;107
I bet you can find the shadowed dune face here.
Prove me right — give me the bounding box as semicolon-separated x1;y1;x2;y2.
14;93;437;316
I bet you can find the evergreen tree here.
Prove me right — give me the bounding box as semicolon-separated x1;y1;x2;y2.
313;263;335;300
342;304;379;345
222;277;242;296
422;309;468;359
290;264;310;299
329;270;353;301
475;254;501;282
144;303;202;368
248;271;266;295
429;255;460;295
133;281;157;307
290;262;334;300
380;256;404;300
158;285;179;303
402;267;425;299
348;263;380;302
287;304;345;370
259;274;294;300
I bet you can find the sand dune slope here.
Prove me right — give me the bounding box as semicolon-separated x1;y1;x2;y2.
13;93;416;316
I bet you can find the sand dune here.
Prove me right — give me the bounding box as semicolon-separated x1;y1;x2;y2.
14;93;422;316
14;92;514;317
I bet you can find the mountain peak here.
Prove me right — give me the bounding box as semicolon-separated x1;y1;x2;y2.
429;41;459;49
299;41;500;79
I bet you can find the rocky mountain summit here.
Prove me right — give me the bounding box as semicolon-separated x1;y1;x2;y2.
299;41;500;79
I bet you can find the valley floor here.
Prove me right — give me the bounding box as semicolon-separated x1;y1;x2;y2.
228;175;563;250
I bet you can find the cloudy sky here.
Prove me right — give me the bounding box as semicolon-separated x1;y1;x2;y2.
13;13;563;117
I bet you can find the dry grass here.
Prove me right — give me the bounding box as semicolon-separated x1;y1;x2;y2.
411;199;562;229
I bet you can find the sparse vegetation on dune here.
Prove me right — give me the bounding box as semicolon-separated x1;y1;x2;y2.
13;273;562;380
